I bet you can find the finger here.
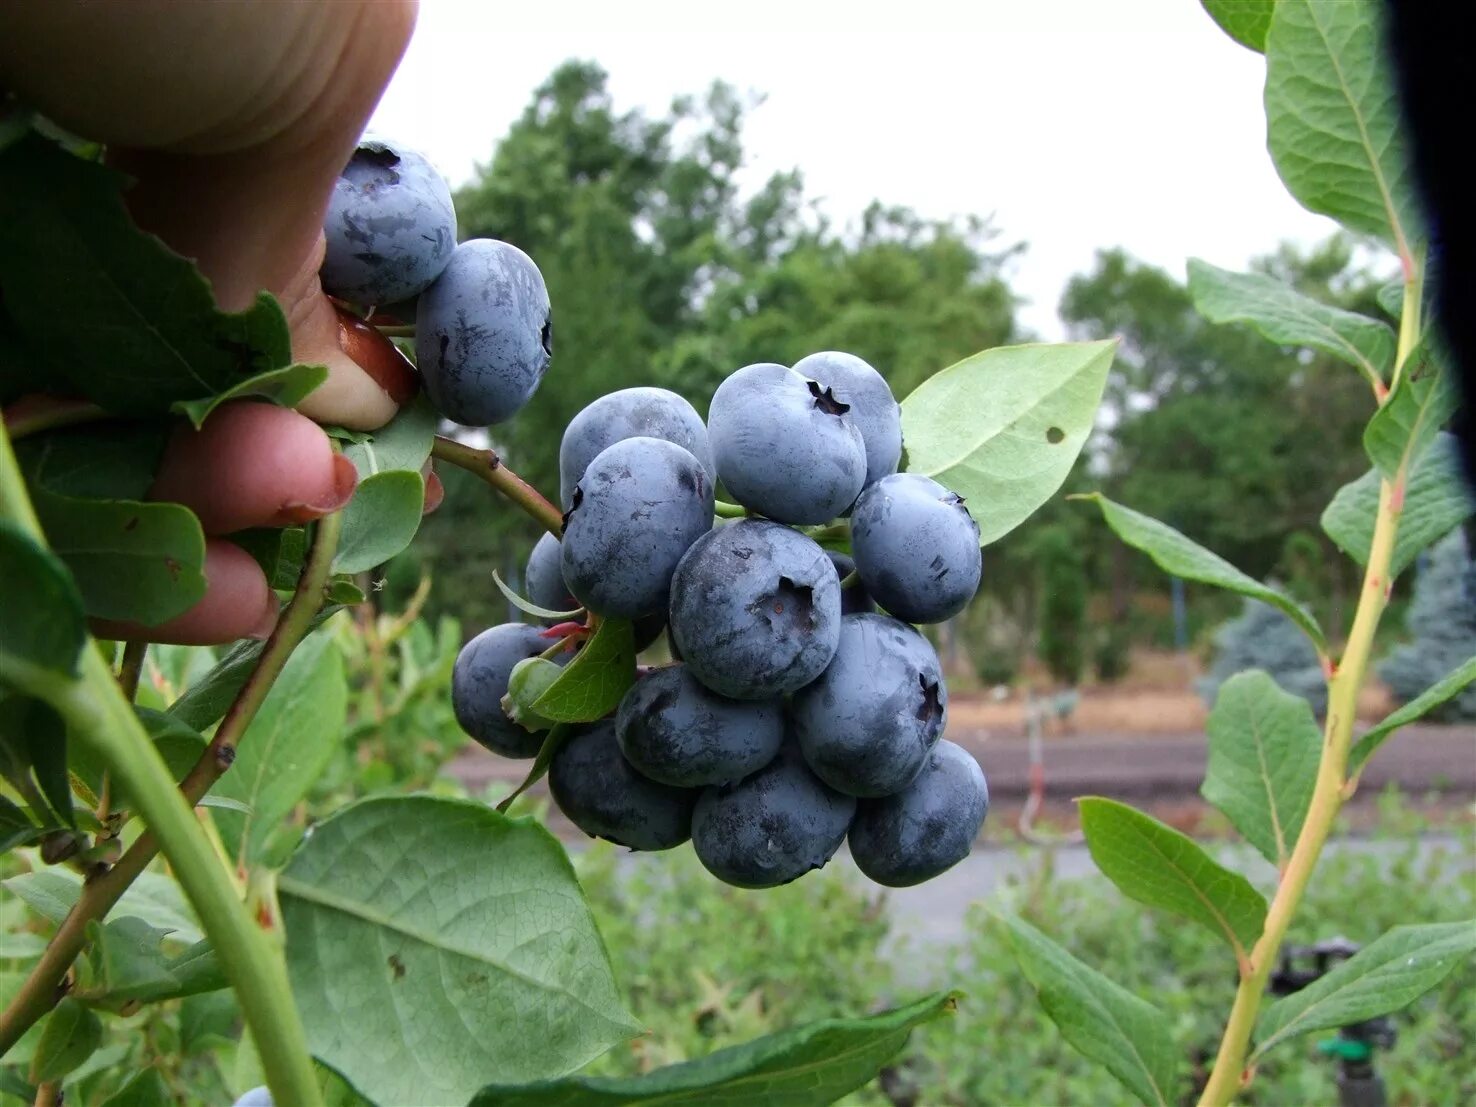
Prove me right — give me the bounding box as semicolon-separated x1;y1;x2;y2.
149;401;357;536
91;538;278;646
292;298;418;430
422;461;444;515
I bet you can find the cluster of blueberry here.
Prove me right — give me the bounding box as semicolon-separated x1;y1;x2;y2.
321;136;988;890
458;367;988;890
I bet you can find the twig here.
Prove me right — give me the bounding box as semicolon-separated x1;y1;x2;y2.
431;435;563;536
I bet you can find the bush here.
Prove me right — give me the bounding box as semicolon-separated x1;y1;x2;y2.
1379;528;1476;721
1198;593;1328;715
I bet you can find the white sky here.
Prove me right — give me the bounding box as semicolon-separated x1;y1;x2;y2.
370;0;1341;339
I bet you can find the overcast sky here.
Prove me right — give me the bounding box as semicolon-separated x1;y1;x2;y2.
369;0;1343;339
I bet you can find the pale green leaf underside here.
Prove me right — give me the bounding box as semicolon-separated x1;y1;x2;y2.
469;992;958;1107
999;913;1178;1107
1187;258;1394;387
332;469;425;575
1080;797;1268;961
900;340;1115;547
1322;433;1475;580
1203;670;1321;868
280;795;638;1106
1255;922;1476;1058
1264;0;1418;254
1079;493;1326;652
1351;657;1476;773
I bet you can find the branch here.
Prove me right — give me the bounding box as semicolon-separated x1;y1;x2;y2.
431;434;564;536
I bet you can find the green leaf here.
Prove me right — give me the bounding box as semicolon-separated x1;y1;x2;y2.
32;489;206;625
1255;922;1476;1059
0;931;48;961
343;395;439;478
179;991;241;1055
79;916;224;1006
0;520;85;677
1322;433;1474;579
232;526;308;592
67;707;206;811
326;576;367;606
4;868;203;944
211;632;346;864
1079;797;1267;963
1187;258;1395;388
531;618;637;723
496;723;575;815
503;657;565;733
172;362;328;427
1351;656;1476;773
0;694;72;827
0;794;44;854
1202;672;1321;869
1201;0;1275;51
0;135;293;415
100;1069;172;1107
1264;0;1418;254
470;991;959;1107
333;469;425;575
15;423;168;503
279;795;639;1104
1076;494;1326;652
998;913;1179;1107
28;997;101;1083
1363;340;1457;479
899;340;1115;546
494;569;583;621
197;794;253;815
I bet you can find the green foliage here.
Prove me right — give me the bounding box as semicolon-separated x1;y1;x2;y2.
0;521;85;677
1199;597;1328;716
899;341;1114;547
1200;0;1274;51
1035;526;1087;684
1378;529;1476;721
530;617;635;722
278;796;639;1105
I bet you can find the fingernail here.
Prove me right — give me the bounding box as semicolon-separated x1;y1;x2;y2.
274;453;359;524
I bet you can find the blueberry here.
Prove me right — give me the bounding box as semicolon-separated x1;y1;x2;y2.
615;665;783;787
451;623;562;758
793;351;901;488
320;137;456;306
232;1088;273;1107
691;742;856;888
549;720;697;851
669;520;841;699
561;437;713;619
791;614;947;797
848;740;987;887
827;549;875;615
707;362;866;524
559;387;715;510
416;239;552;425
850;473;981;623
524;531;576;620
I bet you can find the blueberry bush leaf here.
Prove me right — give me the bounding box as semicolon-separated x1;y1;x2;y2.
999;913;1178;1107
332;469;425;575
1254;922;1476;1059
1186;259;1395;388
1363;339;1457;478
1321;433;1474;579
468;991;959;1107
209;632;347;865
531;618;636;723
0;135;293;415
1202;672;1321;869
76;917;224;1007
172;362;328;428
1264;0;1418;255
899;340;1115;546
493;569;583;621
4;868;203;945
1350;656;1476;773
1079;798;1268;963
1076;494;1327;652
28;997;101;1083
0;520;86;677
342;395;439;477
1201;0;1275;52
0;695;73;827
278;796;639;1105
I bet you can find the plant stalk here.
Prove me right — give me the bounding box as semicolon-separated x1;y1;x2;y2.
431;434;564;536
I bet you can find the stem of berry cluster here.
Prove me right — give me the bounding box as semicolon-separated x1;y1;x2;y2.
0;424;332;1107
431;434;565;536
1195;265;1422;1107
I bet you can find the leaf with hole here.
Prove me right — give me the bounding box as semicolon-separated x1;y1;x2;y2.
470;991;959;1107
1076;494;1326;652
1255;922;1476;1058
1202;671;1321;868
1080;797;1267;963
279;795;638;1105
999;913;1179;1107
900;340;1115;546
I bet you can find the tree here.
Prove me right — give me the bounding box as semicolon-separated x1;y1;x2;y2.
1379;528;1476;720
